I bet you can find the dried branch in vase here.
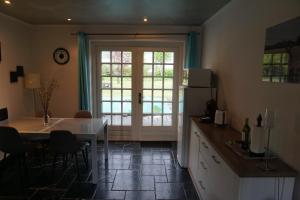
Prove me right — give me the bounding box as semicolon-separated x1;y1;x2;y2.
37;79;59;118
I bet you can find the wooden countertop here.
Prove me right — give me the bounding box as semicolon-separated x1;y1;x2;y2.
191;117;297;178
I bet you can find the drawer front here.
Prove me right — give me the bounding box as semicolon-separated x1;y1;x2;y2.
206;140;238;200
197;178;208;200
208;147;223;170
189;121;201;183
189;129;200;176
199;134;212;166
197;152;211;199
191;121;201;142
198;152;209;176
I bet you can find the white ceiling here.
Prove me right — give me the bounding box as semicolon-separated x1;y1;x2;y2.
0;0;230;25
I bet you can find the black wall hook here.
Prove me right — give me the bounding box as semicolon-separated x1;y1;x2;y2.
10;66;24;83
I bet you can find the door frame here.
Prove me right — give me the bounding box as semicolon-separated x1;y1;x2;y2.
137;46;180;140
91;40;184;141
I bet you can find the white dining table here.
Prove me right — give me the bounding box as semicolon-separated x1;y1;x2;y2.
5;117;108;184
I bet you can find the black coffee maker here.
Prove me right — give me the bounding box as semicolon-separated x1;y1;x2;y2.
200;98;217;123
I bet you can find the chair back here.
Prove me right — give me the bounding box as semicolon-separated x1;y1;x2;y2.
0;126;25;154
49;130;79;153
74;110;92;118
0;108;8;125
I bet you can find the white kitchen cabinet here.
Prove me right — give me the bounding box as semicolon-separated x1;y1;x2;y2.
238;177;295;200
189;121;201;190
188;119;296;200
189;122;200;172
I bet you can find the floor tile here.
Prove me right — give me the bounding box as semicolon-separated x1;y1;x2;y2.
163;159;173;164
129;163;142;170
152;152;165;160
97;169;116;183
111;152;132;160
99;159;130;170
55;172;76;189
138;176;155;191
142;159;164;165
0;182;35;198
185;189;200;200
125;191;155;200
155;175;168;183
30;189;64;200
141;165;166;176
97;182;113;191
166;169;192;183
131;155;142;164
64;182;97;199
155;183;186;199
94;190;125;200
112;170;154;190
162;151;174;160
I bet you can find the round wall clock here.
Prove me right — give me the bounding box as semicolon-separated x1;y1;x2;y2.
53;47;70;65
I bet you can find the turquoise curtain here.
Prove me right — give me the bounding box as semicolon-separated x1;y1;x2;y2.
77;32;91;111
185;32;199;69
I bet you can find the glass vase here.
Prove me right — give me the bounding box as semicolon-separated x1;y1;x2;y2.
43;111;50;126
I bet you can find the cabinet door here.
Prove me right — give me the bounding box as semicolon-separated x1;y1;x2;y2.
239;177;295;200
189;122;200;176
208;147;239;200
198;132;211;166
198;152;211;199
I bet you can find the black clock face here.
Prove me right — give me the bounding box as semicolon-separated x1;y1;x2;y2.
53;48;70;65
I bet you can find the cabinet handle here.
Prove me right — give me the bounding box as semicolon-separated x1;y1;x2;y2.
198;180;206;190
201;142;208;149
200;161;207;170
194;131;200;137
212;155;221;164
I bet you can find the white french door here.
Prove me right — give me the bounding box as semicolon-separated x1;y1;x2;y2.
93;43;179;140
99;49;134;127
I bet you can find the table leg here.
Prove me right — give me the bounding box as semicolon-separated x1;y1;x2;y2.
91;135;98;184
104;124;109;160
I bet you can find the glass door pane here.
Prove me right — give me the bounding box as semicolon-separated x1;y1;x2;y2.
142;51;175;127
100;50;132;126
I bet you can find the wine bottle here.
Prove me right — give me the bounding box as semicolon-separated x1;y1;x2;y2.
241;118;251;150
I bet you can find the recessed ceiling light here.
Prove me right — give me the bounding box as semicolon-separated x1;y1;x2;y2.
67;18;72;21
4;0;11;5
143;17;148;22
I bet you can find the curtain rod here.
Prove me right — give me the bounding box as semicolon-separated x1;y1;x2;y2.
70;32;200;36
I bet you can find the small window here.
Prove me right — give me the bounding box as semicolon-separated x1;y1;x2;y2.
262;52;289;83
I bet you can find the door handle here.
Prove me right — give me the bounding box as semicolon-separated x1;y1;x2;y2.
138;92;142;104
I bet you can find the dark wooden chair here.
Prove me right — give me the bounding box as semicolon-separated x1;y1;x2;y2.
0;126;29;183
49;130;88;180
74;110;92;167
74;110;92;118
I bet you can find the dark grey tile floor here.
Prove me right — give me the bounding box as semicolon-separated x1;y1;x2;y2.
0;142;200;200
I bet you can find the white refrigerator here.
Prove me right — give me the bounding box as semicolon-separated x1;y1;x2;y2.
177;69;216;167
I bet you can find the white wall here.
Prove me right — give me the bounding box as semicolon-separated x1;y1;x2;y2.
0;13;33;119
201;0;300;199
31;26;79;117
